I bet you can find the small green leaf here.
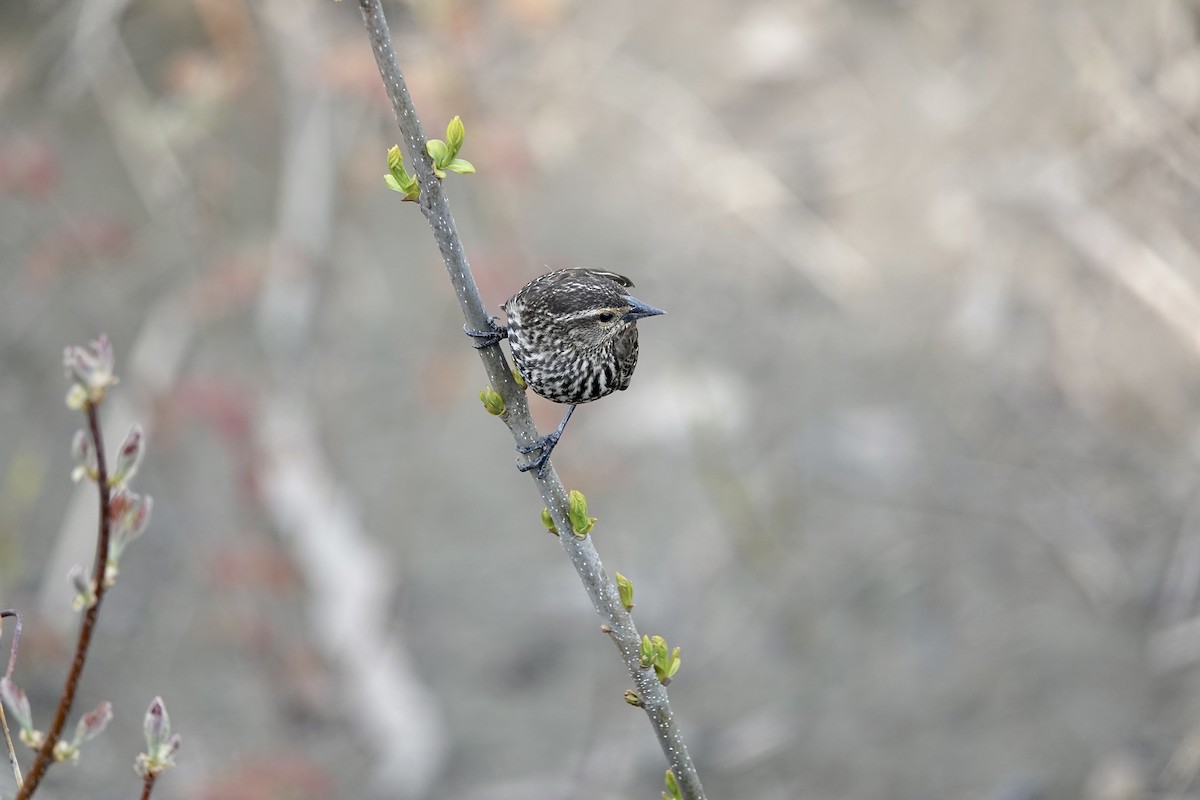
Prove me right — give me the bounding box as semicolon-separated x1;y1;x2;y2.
511;367;527;390
650;635;667;662
664;769;682;800
645;635;669;680
568;489;596;536
639;635;682;684
665;647;681;680
479;386;505;416
444;158;476;175
446;115;465;157
384;173;419;198
615;572;634;611
426;139;450;168
623;690;643;707
384;146;420;200
541;507;559;536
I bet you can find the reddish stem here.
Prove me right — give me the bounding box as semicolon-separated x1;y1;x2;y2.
0;610;22;679
139;773;157;800
16;401;112;800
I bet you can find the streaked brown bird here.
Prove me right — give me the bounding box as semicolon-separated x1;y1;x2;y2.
466;268;665;477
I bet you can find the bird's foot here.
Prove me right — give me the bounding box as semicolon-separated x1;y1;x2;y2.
516;431;562;478
464;318;508;349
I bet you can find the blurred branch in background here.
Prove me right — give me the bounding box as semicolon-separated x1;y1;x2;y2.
52;0;194;221
38;0;211;629
253;1;447;795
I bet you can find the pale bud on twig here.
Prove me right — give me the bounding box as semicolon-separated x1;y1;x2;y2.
55;701;113;762
106;491;152;584
74;701;113;745
109;490;152;541
63;335;117;407
0;675;42;748
108;424;144;487
135;697;180;778
69;565;96;611
0;677;31;731
70;429;96;483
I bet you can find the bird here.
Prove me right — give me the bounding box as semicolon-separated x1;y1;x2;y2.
465;268;665;477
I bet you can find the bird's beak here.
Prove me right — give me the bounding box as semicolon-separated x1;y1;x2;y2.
623;296;666;321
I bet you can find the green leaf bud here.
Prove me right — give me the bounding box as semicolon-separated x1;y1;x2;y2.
446;116;465;157
615;572;634;611
664;647;682;681
479;386;505;416
541;507;558;536
568;489;596;536
665;769;682;799
384;145;420;200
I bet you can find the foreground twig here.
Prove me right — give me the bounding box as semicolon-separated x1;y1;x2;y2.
16;402;111;800
0;610;23;789
356;3;705;796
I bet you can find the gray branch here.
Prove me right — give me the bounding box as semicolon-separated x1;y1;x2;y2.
356;2;707;797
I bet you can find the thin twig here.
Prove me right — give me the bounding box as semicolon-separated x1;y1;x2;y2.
16;401;112;800
0;610;24;789
0;701;18;792
355;3;706;797
0;610;21;682
139;772;157;800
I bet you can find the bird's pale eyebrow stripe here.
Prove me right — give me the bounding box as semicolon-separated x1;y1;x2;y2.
557;307;625;322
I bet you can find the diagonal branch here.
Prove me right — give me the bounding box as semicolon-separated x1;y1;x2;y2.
355;2;706;797
16;402;112;800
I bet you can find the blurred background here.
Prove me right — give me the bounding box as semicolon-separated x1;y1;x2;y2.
2;0;1200;798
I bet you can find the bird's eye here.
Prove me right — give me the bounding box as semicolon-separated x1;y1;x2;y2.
596;312;616;323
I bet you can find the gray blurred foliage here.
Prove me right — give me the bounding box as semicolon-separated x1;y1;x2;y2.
2;0;1200;798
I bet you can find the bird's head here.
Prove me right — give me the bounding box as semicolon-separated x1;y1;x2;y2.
546;286;665;351
505;269;665;352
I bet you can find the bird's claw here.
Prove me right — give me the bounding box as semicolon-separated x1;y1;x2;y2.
515;452;552;479
464;318;508;349
516;432;561;478
516;432;560;455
